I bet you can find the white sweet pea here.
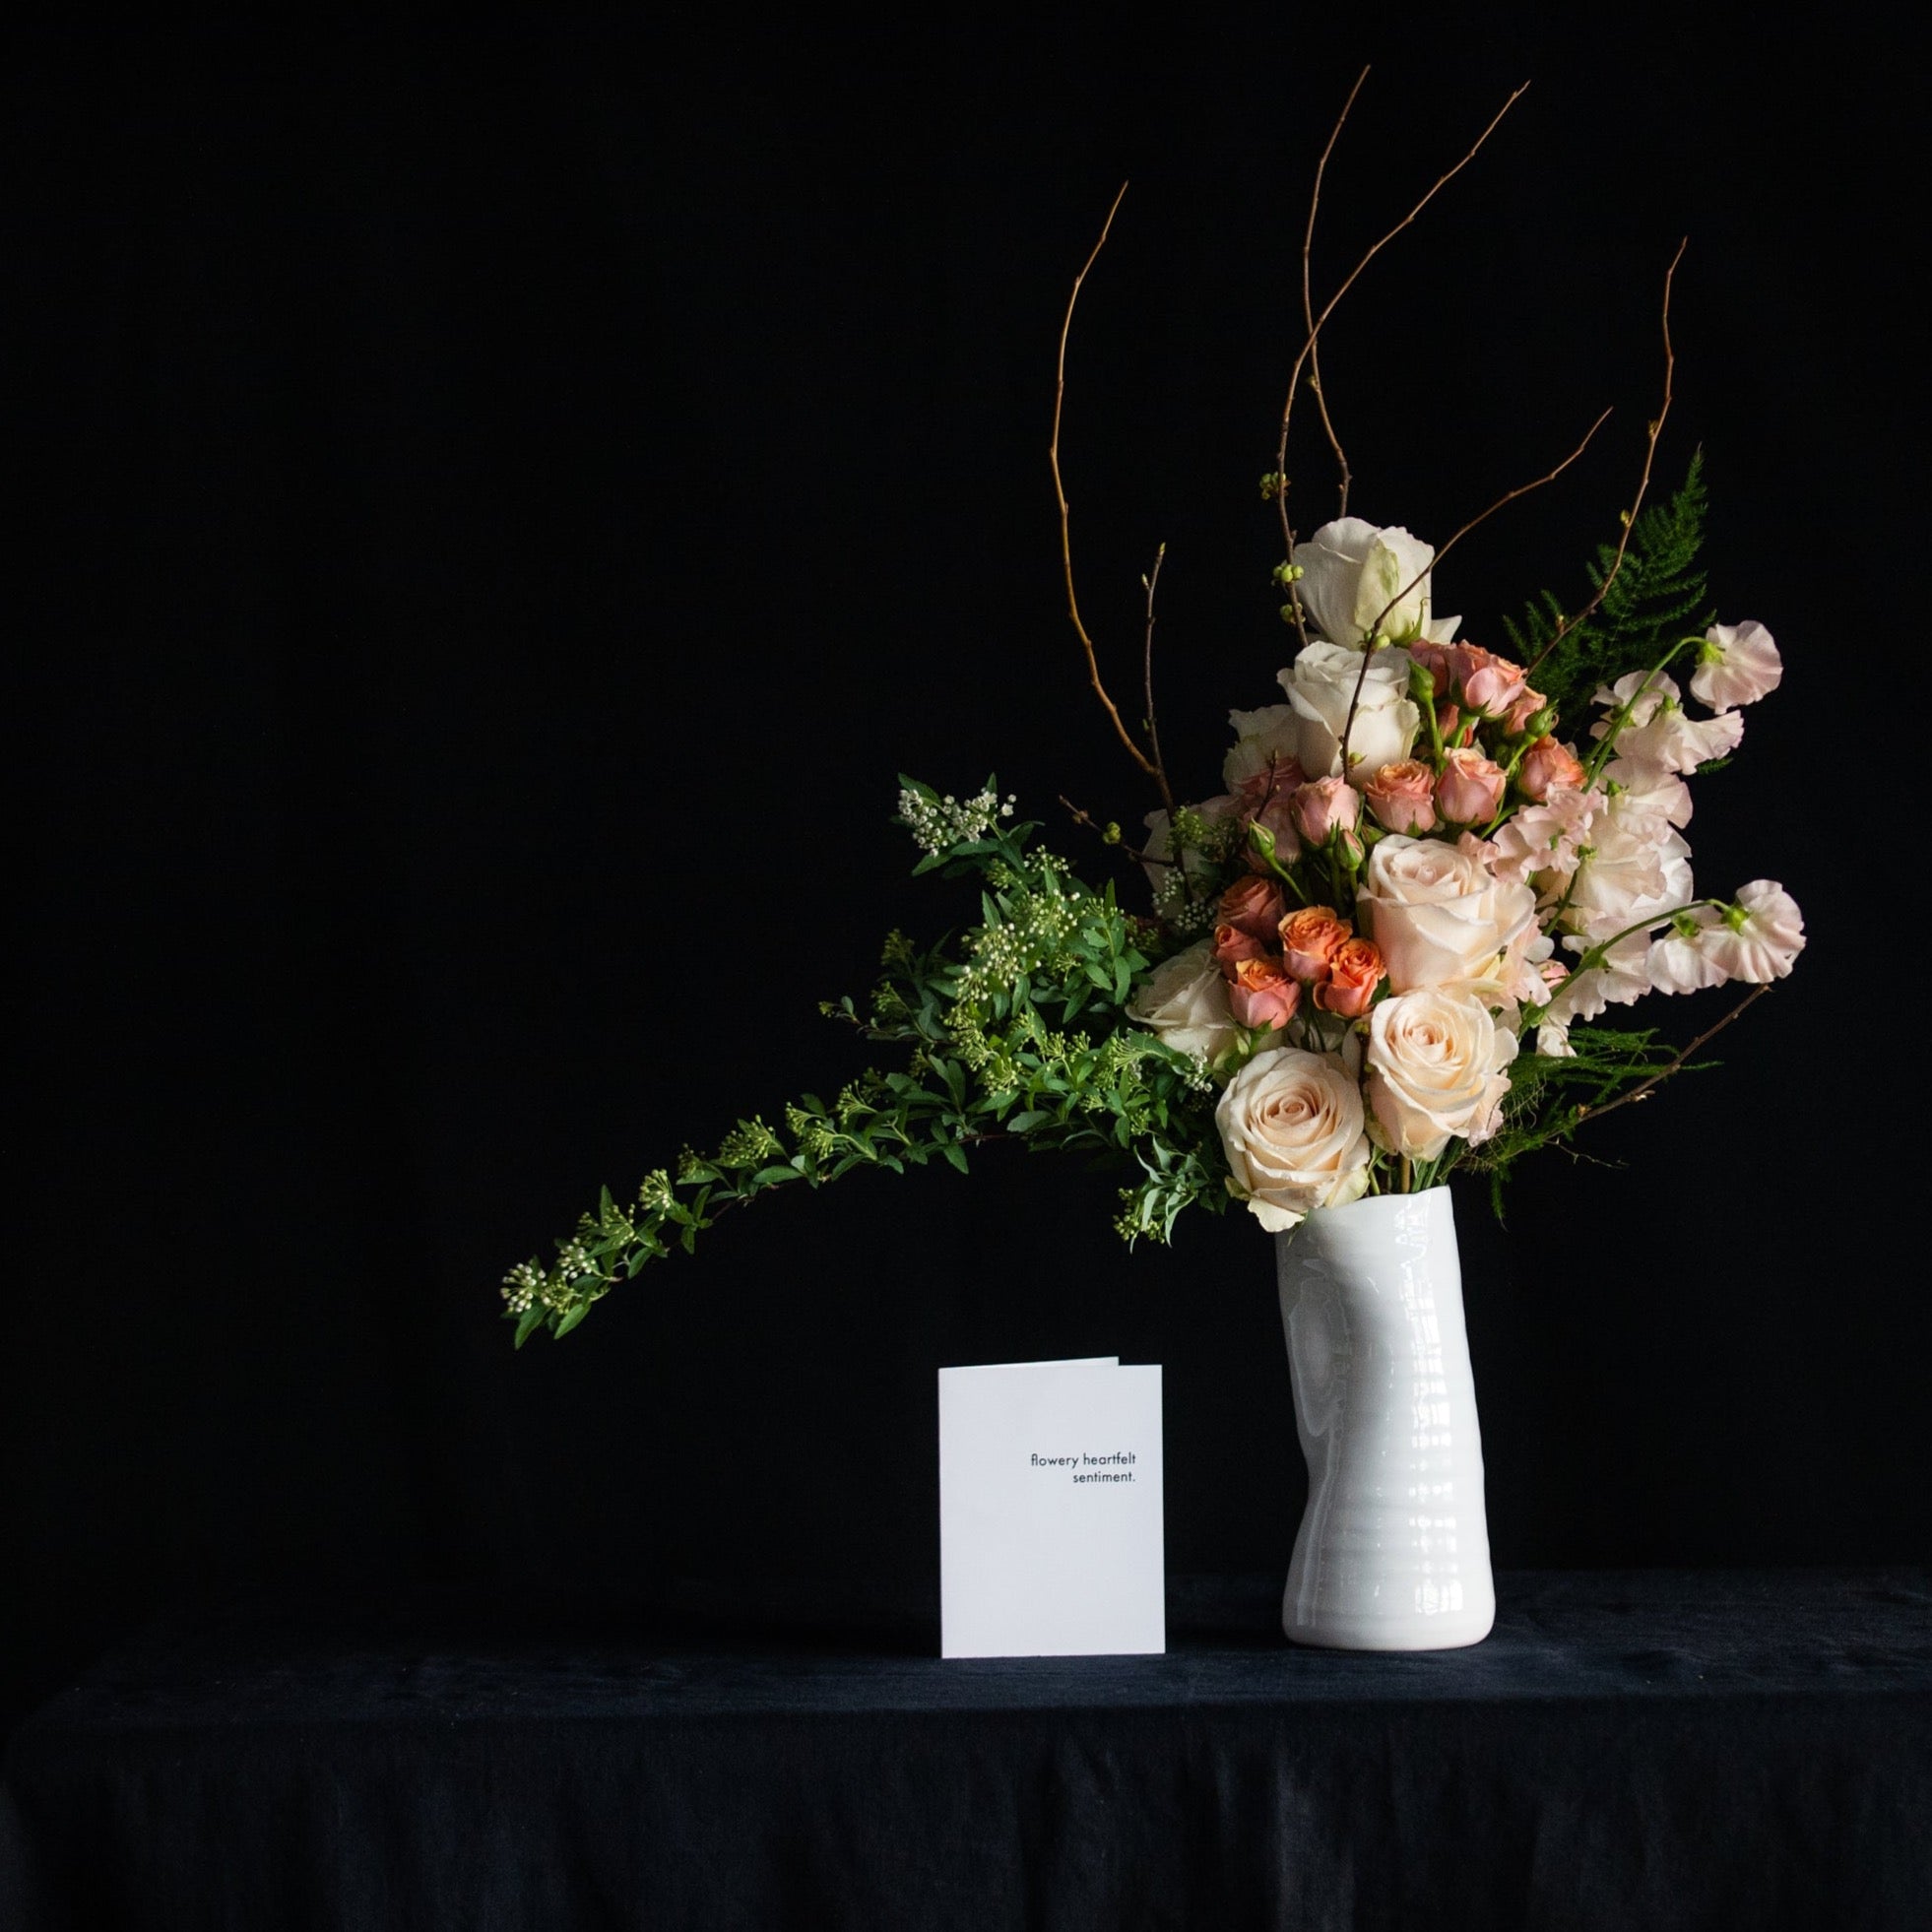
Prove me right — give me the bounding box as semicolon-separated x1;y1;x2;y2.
1690;621;1782;712
1593;670;1680;727
1278;642;1421;782
1364;987;1517;1160
1601;755;1693;828
1128;939;1240;1063
1702;880;1805;983
1356;834;1538;993
1215;1047;1372;1233
1564;793;1694;943
1546;929;1654;1022
1291;518;1442;645
1222;705;1302;793
1646;906;1726;994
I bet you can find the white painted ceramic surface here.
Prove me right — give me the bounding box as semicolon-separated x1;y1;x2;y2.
1275;1187;1495;1650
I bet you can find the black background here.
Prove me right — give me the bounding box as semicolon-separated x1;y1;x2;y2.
6;20;1921;1733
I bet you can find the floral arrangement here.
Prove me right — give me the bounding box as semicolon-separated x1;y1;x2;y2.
503;81;1803;1343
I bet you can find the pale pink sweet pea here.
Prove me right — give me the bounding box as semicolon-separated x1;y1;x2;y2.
1292;775;1361;847
1702;881;1805;982
1647;907;1727;994
1516;736;1585;803
1435;747;1508;824
1690;621;1782;712
1228;956;1303;1030
1364;759;1438;834
1488;785;1600;889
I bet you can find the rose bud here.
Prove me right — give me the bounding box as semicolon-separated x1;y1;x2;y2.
1291;775;1361;848
1501;684;1550;738
1363;759;1439;835
1435;746;1508;824
1228;955;1302;1030
1278;905;1351;984
1212;922;1269;973
1244;793;1304;873
1516;735;1586;802
1313;936;1387;1017
1218;874;1286;942
1437;701;1461;742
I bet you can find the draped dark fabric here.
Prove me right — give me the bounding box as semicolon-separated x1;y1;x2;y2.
5;1571;1929;1931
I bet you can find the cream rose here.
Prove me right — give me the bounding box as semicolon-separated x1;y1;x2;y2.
1128;940;1239;1063
1365;988;1517;1160
1222;704;1302;792
1356;835;1538;993
1290;517;1449;646
1214;1047;1372;1233
1277;641;1421;781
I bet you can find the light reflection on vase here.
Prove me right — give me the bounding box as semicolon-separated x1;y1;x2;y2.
1275;1186;1495;1650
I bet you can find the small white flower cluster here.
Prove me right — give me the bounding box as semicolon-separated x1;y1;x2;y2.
501;1260;544;1314
899;785;1016;855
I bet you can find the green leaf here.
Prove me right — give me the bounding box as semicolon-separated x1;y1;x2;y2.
514;1305;547;1347
554;1305;591;1338
940;1142;969;1174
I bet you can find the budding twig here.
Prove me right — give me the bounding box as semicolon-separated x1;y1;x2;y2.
1275;80;1528;576
1526;238;1687;681
1302;65;1370;522
1140;543;1175;818
1051;182;1163;786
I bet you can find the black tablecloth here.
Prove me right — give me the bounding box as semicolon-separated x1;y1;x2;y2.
4;1571;1929;1931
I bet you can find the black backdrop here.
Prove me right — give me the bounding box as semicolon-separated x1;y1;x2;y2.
6;20;1921;1733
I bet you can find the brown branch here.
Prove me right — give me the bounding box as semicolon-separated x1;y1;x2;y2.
1140;543;1175;817
1275;81;1529;576
1525;238;1688;681
1334;406;1614;773
1051;182;1161;784
1059;794;1161;870
1303;64;1369;521
1573;983;1770;1127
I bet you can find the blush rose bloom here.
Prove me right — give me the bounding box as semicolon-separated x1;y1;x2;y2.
1214;1046;1373;1233
1364;759;1438;834
1277;642;1422;781
1516;736;1585;803
1219;875;1286;942
1690;621;1782;712
1290;518;1451;646
1356;835;1538;993
1435;747;1508;824
1228;955;1303;1030
1291;774;1362;848
1278;905;1351;984
1364;987;1517;1160
1314;936;1386;1017
1128;940;1239;1063
1212;922;1268;971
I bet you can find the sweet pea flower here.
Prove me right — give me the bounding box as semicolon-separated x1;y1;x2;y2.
1702;881;1805;982
1690;621;1782;712
1646;906;1727;994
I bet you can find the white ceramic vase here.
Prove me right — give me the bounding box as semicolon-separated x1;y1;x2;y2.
1274;1186;1495;1650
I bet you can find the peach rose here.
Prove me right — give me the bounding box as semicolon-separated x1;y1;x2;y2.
1218;875;1286;942
1291;775;1361;847
1516;736;1586;802
1212;922;1268;972
1278;905;1351;984
1364;759;1439;835
1435;746;1508;824
1313;936;1386;1017
1365;986;1517;1159
1228;955;1302;1030
1502;683;1549;737
1446;643;1528;720
1243;792;1304;873
1214;1046;1373;1232
1357;835;1538;993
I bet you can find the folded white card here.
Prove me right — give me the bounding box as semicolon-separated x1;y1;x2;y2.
938;1358;1164;1658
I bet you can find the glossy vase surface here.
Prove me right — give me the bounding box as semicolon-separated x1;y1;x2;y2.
1275;1187;1495;1650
